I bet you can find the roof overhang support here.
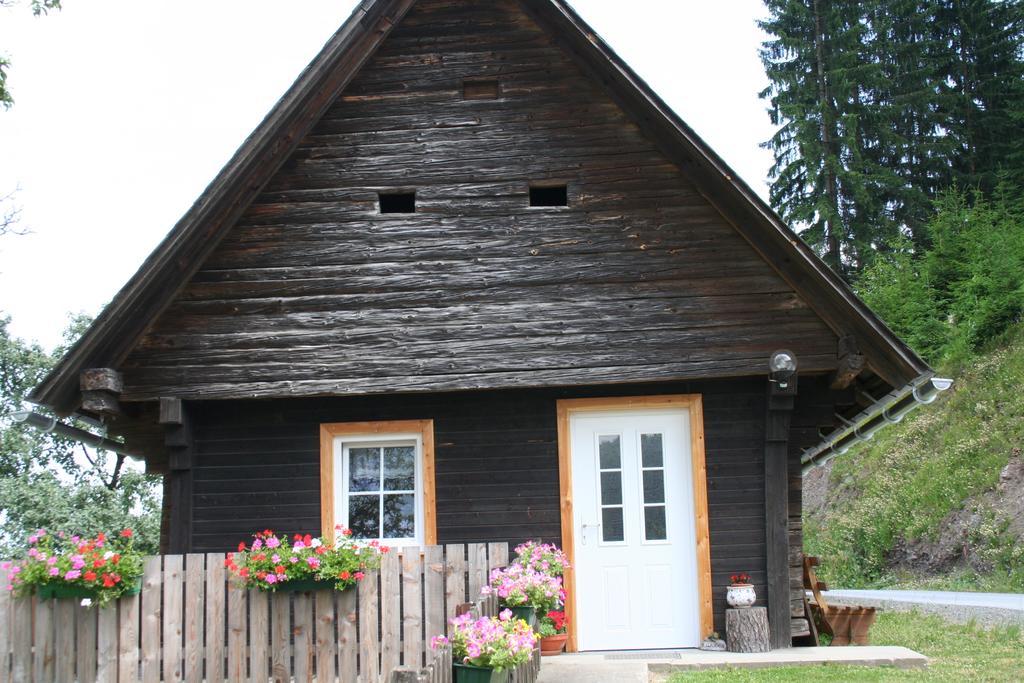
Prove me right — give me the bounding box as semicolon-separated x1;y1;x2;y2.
801;375;954;473
11;410;144;460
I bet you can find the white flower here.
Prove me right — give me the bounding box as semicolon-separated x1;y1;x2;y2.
80;599;92;607
103;551;114;560
310;538;322;548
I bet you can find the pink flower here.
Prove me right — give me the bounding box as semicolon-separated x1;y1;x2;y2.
266;537;281;549
64;570;81;580
289;556;299;564
271;554;281;563
49;568;59;576
265;575;277;585
306;557;320;569
252;538;263;551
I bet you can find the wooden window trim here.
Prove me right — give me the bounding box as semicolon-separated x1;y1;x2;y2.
556;395;711;652
320;420;437;546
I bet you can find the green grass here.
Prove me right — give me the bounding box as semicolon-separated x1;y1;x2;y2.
667;612;1024;682
804;324;1024;591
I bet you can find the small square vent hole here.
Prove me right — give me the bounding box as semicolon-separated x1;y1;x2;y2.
529;184;568;207
379;192;416;214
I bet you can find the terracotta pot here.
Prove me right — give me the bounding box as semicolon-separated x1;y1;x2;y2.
726;584;756;609
539;633;568;656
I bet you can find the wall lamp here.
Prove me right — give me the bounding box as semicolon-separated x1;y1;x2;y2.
769;349;798;389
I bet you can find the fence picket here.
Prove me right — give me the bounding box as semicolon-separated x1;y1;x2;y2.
337;588;357;682
358;572;380;683
488;542;509;574
54;599;75;683
75;602;98;683
270;591;290;683
163;554;184;682
183;554;205;683
381;552;401;679
315;590;337;683
95;605;117;683
0;568;8;683
118;592;140;683
467;544;486;601
205;553;226;683
423;546;444;651
33;596;54;682
249;590;269;683
140;556;162;683
444;545;466;632
401;549;423;669
226;579;246;681
293;592;314;683
10;596;30;683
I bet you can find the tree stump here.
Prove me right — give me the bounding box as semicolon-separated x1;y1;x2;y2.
726;607;770;653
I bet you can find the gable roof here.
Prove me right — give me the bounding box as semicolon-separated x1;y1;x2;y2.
31;0;929;416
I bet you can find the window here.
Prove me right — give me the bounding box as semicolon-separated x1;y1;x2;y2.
639;433;668;542
597;434;625;544
463;78;500;100
379;192;416;214
529;184;568;207
320;420;436;547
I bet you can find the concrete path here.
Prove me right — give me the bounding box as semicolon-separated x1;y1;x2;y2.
537;646;928;682
824;589;1024;628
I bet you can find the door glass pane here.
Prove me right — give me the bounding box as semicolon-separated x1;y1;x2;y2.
598;435;621;469
383;494;415;538
600;471;623;506
383;446;416;490
641;433;664;468
348;495;380;539
642;470;666;504
601;507;624;543
349;448;381;492
644;505;667;541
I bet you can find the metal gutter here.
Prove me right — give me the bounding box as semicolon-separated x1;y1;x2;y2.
11;410;144;460
801;375;954;474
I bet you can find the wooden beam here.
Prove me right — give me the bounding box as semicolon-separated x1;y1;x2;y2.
79;368;123;416
765;378;797;650
161;400;193;554
830;336;866;390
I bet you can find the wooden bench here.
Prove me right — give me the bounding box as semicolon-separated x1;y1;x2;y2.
804;556;877;646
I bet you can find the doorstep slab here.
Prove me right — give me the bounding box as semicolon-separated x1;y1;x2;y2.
646;646;928;673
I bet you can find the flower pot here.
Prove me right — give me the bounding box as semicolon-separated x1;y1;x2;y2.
506;605;536;627
726;584;756;609
540;633;568;656
453;663;511;683
38;577;142;602
275;577;334;593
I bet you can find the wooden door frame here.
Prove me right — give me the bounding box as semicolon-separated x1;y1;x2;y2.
556;395;712;652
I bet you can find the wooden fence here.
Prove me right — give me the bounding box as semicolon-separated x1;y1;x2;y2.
0;543;521;682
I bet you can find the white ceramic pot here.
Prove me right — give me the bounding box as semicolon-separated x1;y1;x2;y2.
726;584;756;609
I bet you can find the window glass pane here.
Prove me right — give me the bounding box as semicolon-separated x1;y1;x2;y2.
641;433;664;468
643;470;666;504
383;446;416;490
601;507;624;543
644;506;667;541
383;494;415;538
348;495;380;539
598;435;621;469
349;448;381;492
600;471;622;506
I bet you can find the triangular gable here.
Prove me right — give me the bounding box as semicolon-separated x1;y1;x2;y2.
32;0;929;415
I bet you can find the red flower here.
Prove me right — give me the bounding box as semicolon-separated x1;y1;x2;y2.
93;559;105;569
239;568;249;579
354;572;365;581
120;529;133;538
546;610;566;631
339;570;351;580
380;546;390;554
112;554;121;564
342;528;353;537
84;571;97;582
238;542;247;552
102;574;115;588
97;533;106;543
315;546;327;555
303;534;313;546
294;534;302;541
274;565;286;575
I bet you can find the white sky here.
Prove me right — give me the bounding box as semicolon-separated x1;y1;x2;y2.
0;0;774;351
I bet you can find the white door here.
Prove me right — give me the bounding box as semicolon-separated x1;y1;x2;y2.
570;408;700;651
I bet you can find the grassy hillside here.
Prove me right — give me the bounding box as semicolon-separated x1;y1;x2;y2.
804;324;1024;592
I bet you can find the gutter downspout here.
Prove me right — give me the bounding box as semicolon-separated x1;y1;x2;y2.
11;410;144;460
801;374;953;474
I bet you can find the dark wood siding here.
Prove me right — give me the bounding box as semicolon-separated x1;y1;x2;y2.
120;0;837;402
187;378;769;633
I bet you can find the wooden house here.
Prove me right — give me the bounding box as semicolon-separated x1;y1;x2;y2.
30;0;937;652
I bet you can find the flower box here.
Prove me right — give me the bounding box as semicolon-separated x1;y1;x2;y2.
507;605;536;628
274;577;335;593
453;663;511;683
38;576;142;601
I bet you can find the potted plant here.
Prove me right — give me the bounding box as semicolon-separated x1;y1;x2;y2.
2;528;144;607
483;564;563;628
432;609;537;683
512;541;570;577
726;572;756;608
537;609;568;656
225;527;384;592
